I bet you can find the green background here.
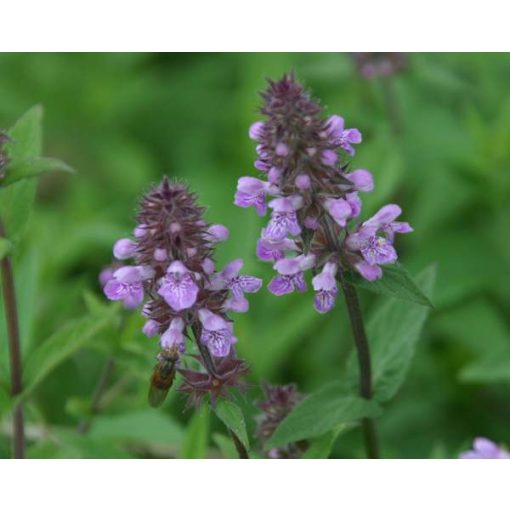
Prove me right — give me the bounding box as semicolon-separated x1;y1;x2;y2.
1;53;510;458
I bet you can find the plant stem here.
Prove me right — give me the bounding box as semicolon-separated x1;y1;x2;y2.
0;218;25;458
190;324;248;459
339;276;380;459
77;357;115;434
228;427;249;459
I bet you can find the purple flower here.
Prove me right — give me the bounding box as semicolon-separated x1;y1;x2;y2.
157;261;199;312
161;317;186;351
264;196;303;242
268;254;315;296
312;262;338;313
323;197;353;227
460;438;510;459
153;248;167;262
207;224;229;242
346;204;412;280
346;169;374;192
113;238;137;260
235;177;275;216
99;266;116;287
325;115;362;156
295;174;311;190
209;259;262;312
103;266;152;309
249;121;265;141
142;319;160;337
198;309;236;357
321;149;338;167
256;236;297;262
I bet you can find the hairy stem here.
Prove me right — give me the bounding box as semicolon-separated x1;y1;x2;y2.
339;276;380;459
77;357;115;434
0;218;25;458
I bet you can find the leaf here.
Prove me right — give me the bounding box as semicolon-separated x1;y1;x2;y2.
1;157;74;187
0;237;12;260
212;433;238;459
179;405;210;459
266;382;381;449
346;263;433;307
0;106;43;241
348;265;436;403
20;306;118;401
89;409;183;445
303;425;347;459
213;399;250;452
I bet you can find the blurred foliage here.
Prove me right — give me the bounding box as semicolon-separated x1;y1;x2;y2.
1;53;510;458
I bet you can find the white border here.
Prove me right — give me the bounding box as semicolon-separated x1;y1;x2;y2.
0;1;509;51
0;460;508;509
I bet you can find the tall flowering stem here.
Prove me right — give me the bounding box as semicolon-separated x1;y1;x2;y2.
236;74;413;458
0;218;25;458
103;177;261;458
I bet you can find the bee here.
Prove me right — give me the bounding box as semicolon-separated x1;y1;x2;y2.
148;347;180;407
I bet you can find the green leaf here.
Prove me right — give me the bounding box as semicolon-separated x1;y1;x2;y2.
348;265;436;403
20;307;118;401
266;382;381;449
212;433;238;459
213;399;250;451
303;425;347;459
346;263;433;307
180;405;210;458
1;157;74;188
89;409;184;445
0;106;43;241
0;237;12;260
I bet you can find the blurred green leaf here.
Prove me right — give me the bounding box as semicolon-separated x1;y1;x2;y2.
347;263;433;307
0;106;42;241
212;433;238;459
266;382;381;449
21;306;118;401
1;157;74;188
180;405;210;459
213;399;250;452
0;237;11;260
303;425;347;459
89;409;183;445
349;265;436;403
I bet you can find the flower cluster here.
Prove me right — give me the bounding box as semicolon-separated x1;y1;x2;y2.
352;53;407;80
460;437;510;459
256;382;307;459
234;74;412;314
102;177;261;400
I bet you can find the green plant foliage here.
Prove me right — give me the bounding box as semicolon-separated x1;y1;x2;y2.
0;238;11;260
347;263;433;307
213;400;250;452
347;266;436;403
1;54;510;459
266;382;381;449
179;405;210;459
21;306;118;401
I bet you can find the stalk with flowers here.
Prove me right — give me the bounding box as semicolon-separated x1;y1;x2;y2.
102;177;261;457
235;74;419;458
